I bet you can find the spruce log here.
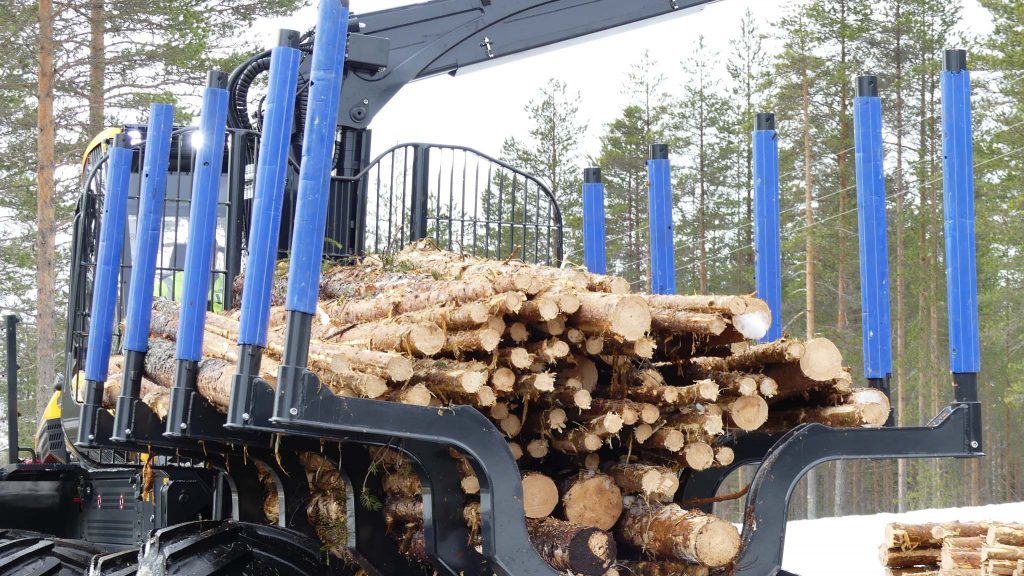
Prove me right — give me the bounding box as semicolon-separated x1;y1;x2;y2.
526;439;550;459
714;446;735;467
633;336;657;359
329;321;445;356
527;517;617;576
388;384;433;406
572;293;652;342
528;338;571;364
586;272;631;295
518;297;560;323
561;472;623;530
491;367;517;393
712;371;759;397
617;501;740;567
509;322;530;343
300;452;351;561
101;374;169;420
761;388;889;431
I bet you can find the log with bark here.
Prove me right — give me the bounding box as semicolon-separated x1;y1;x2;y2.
617;500;741;567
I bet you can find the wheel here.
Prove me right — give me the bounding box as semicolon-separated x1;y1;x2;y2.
137;521;350;575
0;529;104;576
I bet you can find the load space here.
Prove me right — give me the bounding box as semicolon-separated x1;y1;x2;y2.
86;241;891;574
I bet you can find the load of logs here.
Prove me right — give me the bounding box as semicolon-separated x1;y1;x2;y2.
881;521;1024;576
94;241;892;575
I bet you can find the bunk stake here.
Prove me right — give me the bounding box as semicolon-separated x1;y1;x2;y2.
647;144;675;295
753;113;782;343
5;315;18;464
582;167;607;274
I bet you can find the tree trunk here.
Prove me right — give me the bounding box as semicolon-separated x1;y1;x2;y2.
88;0;105;136
35;0;57;420
617;501;740;567
526;517;616;576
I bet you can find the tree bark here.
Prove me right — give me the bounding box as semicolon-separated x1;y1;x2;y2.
526;517;616;576
35;0;57;420
617;501;740;567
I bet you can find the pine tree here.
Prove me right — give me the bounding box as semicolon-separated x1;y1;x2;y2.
675;35;735;294
500;79;588;261
726;8;771;272
597;52;672;288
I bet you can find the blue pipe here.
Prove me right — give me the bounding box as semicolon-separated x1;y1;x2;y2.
582;167;607;274
753;113;783;344
853;76;894;380
123;104;175;354
84;136;133;382
941;50;981;376
238;33;301;348
647;144;675;295
285;0;350;316
175;73;230;362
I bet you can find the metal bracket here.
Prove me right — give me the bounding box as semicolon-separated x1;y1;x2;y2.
270;366;558;576
733;403;982;576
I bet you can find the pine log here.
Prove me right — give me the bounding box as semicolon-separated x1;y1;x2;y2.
886;522;981;549
552;387;593;411
388;383;433;406
572;293;652;342
509;322;530;343
517;372;557;397
382;469;422;499
585;336;605;355
988;525;1024;547
664;411;725;438
526;407;568;433
722;395;769;431
682;442;715;471
528;338;571;364
327;321;446;356
444;328;502;354
879;544;942;568
632;336;657;359
522;471;559;518
551;429;604;454
708;339;806;372
561;356;599;391
712;371;759;397
100;374;170;420
732;297;773;340
411;359;488;395
541;316;567;336
644;294;747;316
606;463;679;500
561;472;623;530
648;427;687;453
586;272;631;295
526;439;550;459
300;452;351;561
518;297;560;323
491;367;517;393
508;441;524;460
527;517;617;576
764;339;844;398
754;374;779;399
714;446;735;467
651;308;728;337
384;498;423;527
618;561;711;576
761;388;890;431
141;339;235;412
617;501;740;567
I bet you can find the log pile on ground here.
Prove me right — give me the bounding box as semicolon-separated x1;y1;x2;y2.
99;241;891;575
880;521;1024;576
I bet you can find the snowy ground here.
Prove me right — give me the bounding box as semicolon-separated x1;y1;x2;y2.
781;501;1024;575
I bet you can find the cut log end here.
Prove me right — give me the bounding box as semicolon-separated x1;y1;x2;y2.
522;471;559;519
800;337;844;381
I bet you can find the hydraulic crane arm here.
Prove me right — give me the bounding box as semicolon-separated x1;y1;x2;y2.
339;0;721;128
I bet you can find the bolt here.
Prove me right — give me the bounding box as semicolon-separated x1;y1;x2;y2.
125;429;132;436
88;434;95;441
289;407;298;416
362;98;369;105
179;422;188;430
241;413;250;421
971;440;979;448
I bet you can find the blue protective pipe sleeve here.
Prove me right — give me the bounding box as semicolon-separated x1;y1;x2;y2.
84;143;133;382
123;103;174;353
285;0;350;315
647;155;676;295
853;95;894;379
753;129;783;344
238;45;301;347
175;86;230;362
941;67;981;373
582;180;607;274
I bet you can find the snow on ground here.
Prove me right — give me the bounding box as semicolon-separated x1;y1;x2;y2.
781;501;1024;575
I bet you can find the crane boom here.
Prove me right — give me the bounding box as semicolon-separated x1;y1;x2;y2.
339;0;721;128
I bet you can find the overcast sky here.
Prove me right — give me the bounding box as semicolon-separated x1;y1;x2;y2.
253;0;991;161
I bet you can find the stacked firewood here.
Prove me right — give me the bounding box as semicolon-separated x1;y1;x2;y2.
95;241;892;575
881;522;1024;576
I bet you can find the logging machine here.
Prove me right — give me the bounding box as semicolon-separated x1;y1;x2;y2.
0;1;984;575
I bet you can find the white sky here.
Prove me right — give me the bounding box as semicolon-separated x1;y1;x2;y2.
260;0;991;161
